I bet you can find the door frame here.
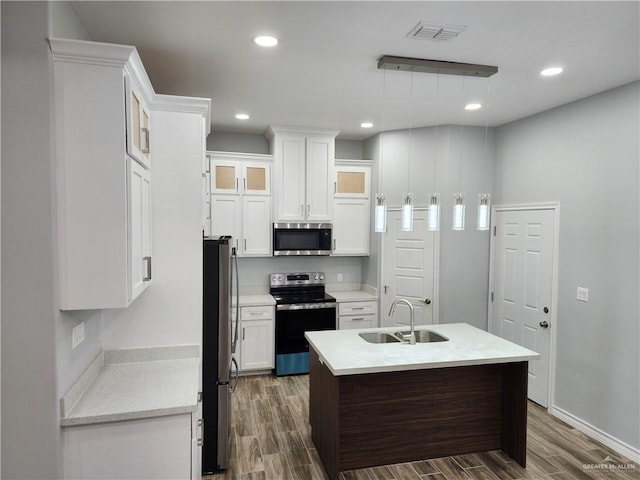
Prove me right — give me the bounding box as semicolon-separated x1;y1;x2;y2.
379;207;441;325
488;202;561;410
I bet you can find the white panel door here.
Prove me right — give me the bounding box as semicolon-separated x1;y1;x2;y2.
381;210;435;327
490;208;556;407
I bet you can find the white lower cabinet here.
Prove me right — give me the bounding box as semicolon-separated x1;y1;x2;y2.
63;414;194;480
237;305;274;372
338;301;378;330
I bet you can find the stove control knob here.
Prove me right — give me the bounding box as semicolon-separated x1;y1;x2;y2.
319;274;324;281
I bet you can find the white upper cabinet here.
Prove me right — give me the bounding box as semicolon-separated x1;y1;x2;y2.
208;152;272;256
49;38;155;309
332;160;372;256
266;127;339;223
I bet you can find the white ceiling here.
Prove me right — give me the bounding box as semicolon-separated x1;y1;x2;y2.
71;1;640;140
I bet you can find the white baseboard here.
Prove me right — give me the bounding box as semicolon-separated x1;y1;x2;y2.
550;405;640;463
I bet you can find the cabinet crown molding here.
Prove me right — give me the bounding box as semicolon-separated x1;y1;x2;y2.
207;151;273;162
49;37;155;105
264;125;340;140
335;159;374;166
151;95;211;130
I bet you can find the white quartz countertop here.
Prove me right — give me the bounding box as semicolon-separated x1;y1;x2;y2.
327;290;378;302
233;294;276;307
305;323;540;376
61;347;200;427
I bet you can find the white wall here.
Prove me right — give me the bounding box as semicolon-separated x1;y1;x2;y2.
101;106;207;349
2;3;61;477
494;81;640;452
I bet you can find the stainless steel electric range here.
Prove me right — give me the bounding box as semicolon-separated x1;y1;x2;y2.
270;272;336;376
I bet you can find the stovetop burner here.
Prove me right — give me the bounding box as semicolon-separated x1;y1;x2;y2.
271;292;336;305
269;271;335;305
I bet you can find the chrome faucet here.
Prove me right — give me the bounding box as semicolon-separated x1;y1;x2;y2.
388;298;415;345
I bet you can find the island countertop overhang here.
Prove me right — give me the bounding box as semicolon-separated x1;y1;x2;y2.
305;322;540;376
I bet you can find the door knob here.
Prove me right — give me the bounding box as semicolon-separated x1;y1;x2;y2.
539;320;550;328
422;299;431;305
543;306;549;314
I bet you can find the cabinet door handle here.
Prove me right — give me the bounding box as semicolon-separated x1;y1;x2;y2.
143;256;152;281
307;204;311;216
300;204;304;216
333;239;336;251
242;327;245;340
197;418;204;446
351;307;365;310
244;238;247;251
334;181;337;194
236;178;239;192
351;317;366;321
243;178;246;193
141;127;150;154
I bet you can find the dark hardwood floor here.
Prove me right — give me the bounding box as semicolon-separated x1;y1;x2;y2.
205;374;638;480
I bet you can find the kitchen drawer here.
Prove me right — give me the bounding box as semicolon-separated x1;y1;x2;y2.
339;315;375;330
240;305;274;321
338;301;377;316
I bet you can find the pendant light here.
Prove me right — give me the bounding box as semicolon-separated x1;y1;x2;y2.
374;193;387;232
452;118;466;231
427;73;441;232
401;193;414;231
453;193;466;230
477;193;490;230
374;68;387;233
477;77;492;231
401;71;415;232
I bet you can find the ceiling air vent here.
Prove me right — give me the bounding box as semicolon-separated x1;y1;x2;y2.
407;22;467;42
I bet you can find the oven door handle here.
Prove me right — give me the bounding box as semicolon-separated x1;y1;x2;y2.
276;302;337;311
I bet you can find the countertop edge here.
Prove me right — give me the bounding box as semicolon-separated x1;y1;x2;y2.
61;404;197;427
319;353;541;376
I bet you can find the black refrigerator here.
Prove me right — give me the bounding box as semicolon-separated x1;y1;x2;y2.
202;237;239;474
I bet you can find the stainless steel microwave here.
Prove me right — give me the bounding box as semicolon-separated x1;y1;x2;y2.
272;223;332;256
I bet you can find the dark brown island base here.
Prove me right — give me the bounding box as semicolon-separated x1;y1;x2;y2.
305;323;539;480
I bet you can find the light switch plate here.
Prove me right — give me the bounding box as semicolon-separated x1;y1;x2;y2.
337;273;343;282
72;321;85;349
577;287;589;302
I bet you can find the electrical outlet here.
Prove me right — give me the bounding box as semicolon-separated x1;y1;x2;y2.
577;287;589;302
72;321;85;349
337;273;343;282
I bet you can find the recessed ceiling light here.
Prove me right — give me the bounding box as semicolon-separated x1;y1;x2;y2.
361;122;374;128
464;103;482;111
540;67;563;76
235;113;250;120
253;35;278;47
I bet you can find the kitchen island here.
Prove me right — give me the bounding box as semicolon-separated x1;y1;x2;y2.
305;323;540;480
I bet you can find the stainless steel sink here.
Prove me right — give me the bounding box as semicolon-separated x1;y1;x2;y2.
394;330;449;343
359;332;402;344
